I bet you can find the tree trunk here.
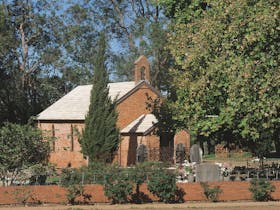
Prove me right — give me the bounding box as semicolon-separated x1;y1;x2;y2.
275;140;280;156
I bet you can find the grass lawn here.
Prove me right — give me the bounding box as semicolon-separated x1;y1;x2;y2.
203;152;280;168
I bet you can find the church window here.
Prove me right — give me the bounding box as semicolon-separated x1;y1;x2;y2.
70;124;74;151
51;124;55;151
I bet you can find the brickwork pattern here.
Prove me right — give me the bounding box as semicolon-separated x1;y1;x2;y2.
134;55;150;84
174;130;191;162
117;84;158;129
1;181;280;204
39;122;87;168
115;133;160;166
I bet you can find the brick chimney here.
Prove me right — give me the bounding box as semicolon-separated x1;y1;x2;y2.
134;55;150;84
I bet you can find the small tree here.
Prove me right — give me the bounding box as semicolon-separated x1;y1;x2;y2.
201;182;222;202
147;168;178;203
129;163;152;204
249;179;275;201
104;165;133;204
80;33;119;164
0;123;50;185
60;168;92;205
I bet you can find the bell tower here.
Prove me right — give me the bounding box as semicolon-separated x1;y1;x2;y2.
134;55;150;84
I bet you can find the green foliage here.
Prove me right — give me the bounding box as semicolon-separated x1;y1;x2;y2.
104;165;133;204
130;164;148;187
201;182;222;202
80;33;119;164
29;163;56;185
0;1;70;124
60;163;112;185
162;0;280;156
90;0;172;91
147;94;178;147
133;161;171;172
61;168;82;187
0;123;50;185
0;1;99;125
61;168;92;205
147;168;178;203
129;162;161;204
65;185;91;205
159;0;208;21
249;179;275;201
0;0;172;126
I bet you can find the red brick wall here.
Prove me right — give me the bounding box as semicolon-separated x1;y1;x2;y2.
117;83;158;129
39;122;87;169
116;135;135;166
174;130;190;151
174;130;191;161
115;133;160;166
1;181;280;204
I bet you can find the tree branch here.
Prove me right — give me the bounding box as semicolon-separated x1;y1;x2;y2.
19;23;27;72
110;0;135;49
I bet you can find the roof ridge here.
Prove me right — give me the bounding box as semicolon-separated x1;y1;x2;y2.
77;81;135;86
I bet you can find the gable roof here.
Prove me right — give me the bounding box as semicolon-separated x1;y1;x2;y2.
121;114;158;135
37;81;160;121
37;81;135;120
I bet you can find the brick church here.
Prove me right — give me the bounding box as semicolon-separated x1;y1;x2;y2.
37;56;190;168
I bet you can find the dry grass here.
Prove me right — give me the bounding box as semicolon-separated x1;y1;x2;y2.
2;201;280;210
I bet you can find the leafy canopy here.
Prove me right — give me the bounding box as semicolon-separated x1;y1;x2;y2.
162;0;279;155
0;123;50;185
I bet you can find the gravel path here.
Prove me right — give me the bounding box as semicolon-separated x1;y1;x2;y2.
1;201;280;210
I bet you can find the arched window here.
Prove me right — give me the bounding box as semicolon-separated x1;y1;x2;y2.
140;66;145;80
137;144;147;163
175;143;186;164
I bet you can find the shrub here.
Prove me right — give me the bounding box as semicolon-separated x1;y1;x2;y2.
61;163;109;185
0;123;50;186
65;185;91;205
82;162;109;184
104;165;133;204
201;182;222;202
61;168;81;186
66;185;84;205
249;179;275;201
129;163;152;204
13;187;33;206
147;168;179;203
61;168;91;205
29;163;56;185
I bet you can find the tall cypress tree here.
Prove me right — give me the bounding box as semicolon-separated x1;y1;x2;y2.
80;33;119;164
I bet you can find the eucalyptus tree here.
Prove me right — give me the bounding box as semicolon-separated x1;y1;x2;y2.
161;0;280;156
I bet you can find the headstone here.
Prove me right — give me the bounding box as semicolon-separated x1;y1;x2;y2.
137;144;147;162
203;141;209;155
175;143;186;163
196;163;221;182
190;144;202;163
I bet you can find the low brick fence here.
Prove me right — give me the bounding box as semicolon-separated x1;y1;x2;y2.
1;181;280;205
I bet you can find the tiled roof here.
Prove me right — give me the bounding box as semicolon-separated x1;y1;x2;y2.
37;81;135;120
121;114;158;135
